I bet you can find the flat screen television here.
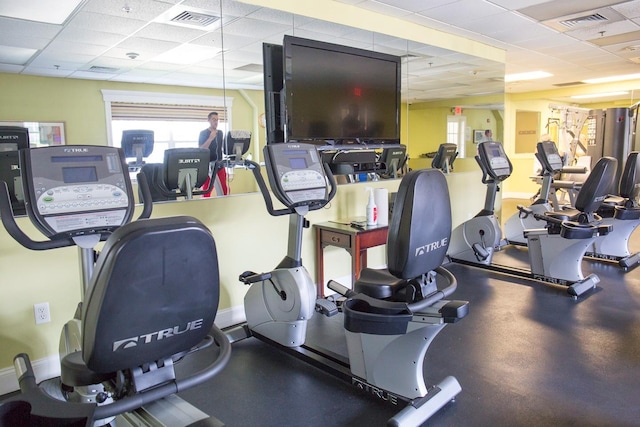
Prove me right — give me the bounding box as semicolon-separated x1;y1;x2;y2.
278;35;401;145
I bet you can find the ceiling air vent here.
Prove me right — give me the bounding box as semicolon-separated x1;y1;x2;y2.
559;13;607;28
170;11;219;27
553;81;586;87
88;66;119;73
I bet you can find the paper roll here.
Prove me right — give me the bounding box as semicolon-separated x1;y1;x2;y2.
374;188;389;226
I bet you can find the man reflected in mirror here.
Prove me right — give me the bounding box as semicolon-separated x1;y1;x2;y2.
199;112;229;196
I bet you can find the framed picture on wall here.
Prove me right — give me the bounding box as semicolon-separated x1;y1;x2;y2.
0;121;66;147
473;129;484;144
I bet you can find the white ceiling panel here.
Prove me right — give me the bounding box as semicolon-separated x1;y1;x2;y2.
0;0;84;25
66;12;148;36
0;46;37;65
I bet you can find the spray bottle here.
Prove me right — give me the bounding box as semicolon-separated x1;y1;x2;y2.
366;187;378;226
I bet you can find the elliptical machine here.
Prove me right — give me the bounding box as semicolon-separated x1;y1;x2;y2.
230;142;469;427
0;145;230;426
448;141;616;298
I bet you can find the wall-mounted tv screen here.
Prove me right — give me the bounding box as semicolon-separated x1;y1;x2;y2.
276;36;401;145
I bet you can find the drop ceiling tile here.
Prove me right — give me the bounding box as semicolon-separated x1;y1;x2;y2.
27;53;96;69
116;37;180;54
0;16;62;39
564;19;640;41
55;27;127;47
0;34;53;50
355;1;413;18
612;0;640;19
377;0;458;13
0;63;23;73
135;22;207;43
66;11;148;36
518;0;633;21
190;32;255;50
81;0;175;21
43;40;110;56
21;66;74;77
417;0;506;26
0;45;38;64
221;17;291;39
0;0;84;25
245;7;295;25
183;0;260;18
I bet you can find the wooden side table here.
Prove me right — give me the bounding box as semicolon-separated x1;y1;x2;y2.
314;221;388;298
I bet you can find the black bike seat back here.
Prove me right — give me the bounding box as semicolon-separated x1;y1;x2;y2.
81;216;219;374
618;152;640;200
574;156;617;215
387;169;452;280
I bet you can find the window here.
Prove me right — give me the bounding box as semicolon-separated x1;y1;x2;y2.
102;90;233;164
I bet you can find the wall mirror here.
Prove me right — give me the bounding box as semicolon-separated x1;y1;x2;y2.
2;0;505;204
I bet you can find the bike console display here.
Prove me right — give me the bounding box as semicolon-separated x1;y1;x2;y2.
22;146;134;238
264;143;329;208
477;141;512;181
537;140;564;173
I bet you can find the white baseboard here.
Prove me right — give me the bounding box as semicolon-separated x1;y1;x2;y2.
0;354;60;396
214;304;247;329
503;192;532;200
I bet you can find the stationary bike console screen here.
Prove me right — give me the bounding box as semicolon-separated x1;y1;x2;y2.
478;141;511;180
264;143;328;207
538;140;564;172
22;146;134;238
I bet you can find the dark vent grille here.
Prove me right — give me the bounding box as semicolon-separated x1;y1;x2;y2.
559;13;607;28
553;81;586;87
171;11;219;27
88;66;119;73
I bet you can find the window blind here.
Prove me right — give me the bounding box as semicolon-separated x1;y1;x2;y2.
111;102;227;122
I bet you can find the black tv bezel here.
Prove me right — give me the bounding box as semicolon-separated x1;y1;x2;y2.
263;42;285;144
282;35;401;145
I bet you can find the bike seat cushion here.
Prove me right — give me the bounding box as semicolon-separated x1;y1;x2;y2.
81;216;220;374
354;268;405;299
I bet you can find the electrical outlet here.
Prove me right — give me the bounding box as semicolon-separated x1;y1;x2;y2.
34;302;51;324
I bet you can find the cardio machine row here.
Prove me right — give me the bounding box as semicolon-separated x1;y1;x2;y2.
447;139;640;298
0;142;469;427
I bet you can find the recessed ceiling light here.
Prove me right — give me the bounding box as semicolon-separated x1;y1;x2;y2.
571;91;629;99
504;71;552;82
582;73;640;84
